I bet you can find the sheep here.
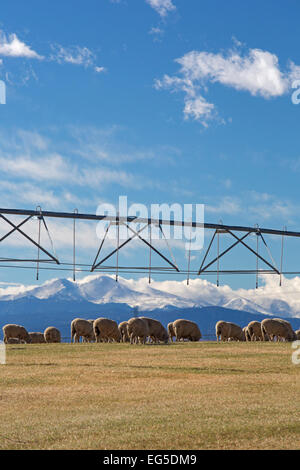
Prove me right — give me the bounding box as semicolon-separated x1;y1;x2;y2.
295;329;300;340
173;319;202;342
28;332;46;344
228;322;245;341
44;327;61;343
247;321;264;341
71;318;95;343
243;326;251;342
139;317;169;344
82;320;96;342
274;318;297;341
127;317;149;344
168;322;176;342
118;321;130;343
215;321;244;342
215;321;230;341
261;318;296;342
6;338;23;344
2;324;31;344
93;318;121;343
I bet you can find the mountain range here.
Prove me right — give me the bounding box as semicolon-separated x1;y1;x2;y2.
1;274;300;340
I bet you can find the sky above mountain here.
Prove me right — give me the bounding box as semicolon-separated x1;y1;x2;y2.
1;1;300;290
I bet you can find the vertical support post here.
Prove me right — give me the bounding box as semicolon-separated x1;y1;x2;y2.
280;226;286;287
149;223;152;284
256;231;259;289
216;220;223;287
36;206;42;280
116;212;119;282
186;219;193;286
73;209;78;282
216;230;220;287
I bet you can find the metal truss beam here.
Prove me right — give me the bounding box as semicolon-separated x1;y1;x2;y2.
0;207;297;283
0;214;59;264
91;221;179;273
0;207;298;238
198;231;251;275
198;229;280;276
91;222;148;271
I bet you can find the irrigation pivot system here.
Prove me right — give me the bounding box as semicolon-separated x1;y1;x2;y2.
1;206;300;286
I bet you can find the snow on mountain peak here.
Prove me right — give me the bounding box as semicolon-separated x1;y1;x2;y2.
0;273;299;317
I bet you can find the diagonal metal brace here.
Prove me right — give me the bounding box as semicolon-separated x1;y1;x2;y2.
198;230;217;274
91;222;112;271
91;222;148;271
0;215;33;243
198;231;251;274
226;229;279;274
125;223;180;272
0;214;60;264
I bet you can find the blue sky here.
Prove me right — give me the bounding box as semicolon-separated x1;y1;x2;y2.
1;0;300;289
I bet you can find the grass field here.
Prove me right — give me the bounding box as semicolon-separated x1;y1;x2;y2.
0;341;299;450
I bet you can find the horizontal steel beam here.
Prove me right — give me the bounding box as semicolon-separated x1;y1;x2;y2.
0;208;299;238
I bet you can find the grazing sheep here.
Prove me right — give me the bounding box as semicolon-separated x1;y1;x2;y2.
215;321;230;341
173;319;202;342
168;322;175;342
295;329;300;340
71;318;95;343
28;332;46;344
140;317;169;344
215;321;244;342
228;322;245;341
247;321;264;341
261;318;296;342
2;324;31;344
44;327;61;343
118;321;130;343
127;317;149;344
6;338;23;344
243;326;251;342
83;320;96;342
274;318;297;341
93;318;121;343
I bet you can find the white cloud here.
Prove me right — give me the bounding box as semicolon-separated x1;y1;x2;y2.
0;153;70;182
205;197;242;216
0;126;165;213
155;74;215;125
94;66;106;73
50;44;95;67
149;26;164;36
0;31;105;83
246;191;298;222
0;31;43;59
155;46;300;125
0;151;135;188
0;181;61;206
146;0;176;17
177;49;288;98
183;97;215;125
149;26;165;42
49;44;106;74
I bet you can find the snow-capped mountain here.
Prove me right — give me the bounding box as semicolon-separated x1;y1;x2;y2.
1;274;300;341
0;273;300;318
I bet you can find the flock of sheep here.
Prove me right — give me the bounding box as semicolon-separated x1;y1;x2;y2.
216;318;299;342
2;324;61;344
73;317;201;344
2;316;300;345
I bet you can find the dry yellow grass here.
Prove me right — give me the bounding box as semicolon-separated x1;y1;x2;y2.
0;341;299;450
